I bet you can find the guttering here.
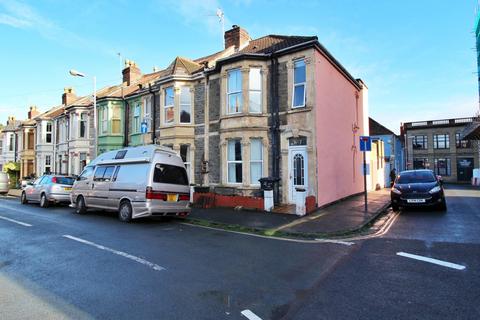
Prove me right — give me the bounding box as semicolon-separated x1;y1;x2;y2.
270;53;281;204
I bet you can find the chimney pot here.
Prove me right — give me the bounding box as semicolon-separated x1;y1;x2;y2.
122;60;142;85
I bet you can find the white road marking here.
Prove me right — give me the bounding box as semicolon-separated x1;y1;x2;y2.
62;235;165;271
241;309;262;320
0;215;32;227
397;252;466;270
314;239;355;246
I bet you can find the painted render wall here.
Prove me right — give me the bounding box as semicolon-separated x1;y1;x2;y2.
314;50;367;206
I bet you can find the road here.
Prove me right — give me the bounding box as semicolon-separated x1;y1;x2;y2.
0;185;479;320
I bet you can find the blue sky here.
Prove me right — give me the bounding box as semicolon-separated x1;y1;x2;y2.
0;0;478;133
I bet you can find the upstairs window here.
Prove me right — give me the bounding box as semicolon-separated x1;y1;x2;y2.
433;134;449;149
180;87;191;123
249;68;262;113
227;69;242;114
164;87;174;124
9;134;14;151
413;135;427;150
144;95;153;129
292;59;306;108
46;122;52;143
133;103;141;133
112;106;121;134
227;139;242;183
101;107;108;134
79;113;87;138
455;133;471;149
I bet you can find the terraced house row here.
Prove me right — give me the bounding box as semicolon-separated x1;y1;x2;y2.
1;25;370;208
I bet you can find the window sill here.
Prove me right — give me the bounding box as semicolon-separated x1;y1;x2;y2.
287;107;312;115
221;113;268;120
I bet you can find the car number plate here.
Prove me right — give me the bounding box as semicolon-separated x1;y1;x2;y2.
64;187;72;191
407;199;426;203
167;194;178;202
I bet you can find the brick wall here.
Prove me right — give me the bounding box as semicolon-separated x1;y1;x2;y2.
209;79;220;122
209;135;220;183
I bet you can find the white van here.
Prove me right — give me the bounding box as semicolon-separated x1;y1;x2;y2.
71;145;191;222
0;172;9;194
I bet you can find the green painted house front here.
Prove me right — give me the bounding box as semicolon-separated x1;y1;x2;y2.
97;99;125;155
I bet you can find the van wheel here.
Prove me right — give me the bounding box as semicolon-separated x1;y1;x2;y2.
21;192;28;204
40;193;49;208
118;200;132;223
75;196;87;215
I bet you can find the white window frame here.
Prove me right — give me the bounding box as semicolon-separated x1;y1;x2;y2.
292;59;306;109
249;68;262;113
180;144;191;181
250;138;263;185
227;69;243;114
46;122;52;143
45;155;51;173
111;106;122;134
227;139;243;184
134;102;141;133
9;133;14;151
101;107;108;134
79;113;87;138
164;87;174;125
179;87;192;124
143;95;153;129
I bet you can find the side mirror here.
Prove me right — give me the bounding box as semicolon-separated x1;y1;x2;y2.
27;182;34;186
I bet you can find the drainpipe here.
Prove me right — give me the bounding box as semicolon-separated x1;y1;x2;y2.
148;84;156;144
123;100;129;147
270;55;281;204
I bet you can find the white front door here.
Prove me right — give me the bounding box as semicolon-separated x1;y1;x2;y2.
288;147;308;204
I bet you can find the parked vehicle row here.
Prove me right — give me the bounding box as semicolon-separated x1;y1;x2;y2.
20;145;191;222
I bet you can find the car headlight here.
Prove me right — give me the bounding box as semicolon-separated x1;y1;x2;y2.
391;187;402;195
429;186;441;194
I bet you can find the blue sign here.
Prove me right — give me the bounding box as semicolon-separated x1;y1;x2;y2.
359;136;371;152
141;122;148;134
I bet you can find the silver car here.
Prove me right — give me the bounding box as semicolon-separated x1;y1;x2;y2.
21;175;75;207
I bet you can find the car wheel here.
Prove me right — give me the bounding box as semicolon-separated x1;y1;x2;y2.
118;200;133;223
75;196;87;215
21;192;28;205
40;193;49;208
392;203;400;212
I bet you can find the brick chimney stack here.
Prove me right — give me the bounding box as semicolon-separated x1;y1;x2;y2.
28;106;40;119
62;87;77;105
122;60;142;85
224;25;251;50
7;116;16;125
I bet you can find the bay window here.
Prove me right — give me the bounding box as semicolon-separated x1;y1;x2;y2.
250;139;263;185
144;96;152;129
180;87;191;123
227;69;242;114
164;87;174;124
249;68;262;113
292;59;306;108
79;113;87;138
227;139;242;183
101;107;108;134
112;106;121;134
133;103;141;133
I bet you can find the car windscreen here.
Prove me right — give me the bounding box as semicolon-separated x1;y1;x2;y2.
397;172;436;184
153;163;189;185
55;177;75;185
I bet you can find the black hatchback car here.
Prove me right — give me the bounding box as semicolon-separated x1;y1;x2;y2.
391;169;446;211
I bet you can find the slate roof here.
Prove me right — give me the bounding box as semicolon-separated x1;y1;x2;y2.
369;117;395;136
238;35;318;55
1;119;22;132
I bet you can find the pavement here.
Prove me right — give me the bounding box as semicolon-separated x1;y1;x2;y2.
0;184;478;319
189;189;391;237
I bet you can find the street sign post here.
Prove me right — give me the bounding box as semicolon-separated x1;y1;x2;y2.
360;136;371;212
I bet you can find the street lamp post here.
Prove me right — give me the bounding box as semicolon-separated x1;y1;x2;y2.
69;70;97;158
